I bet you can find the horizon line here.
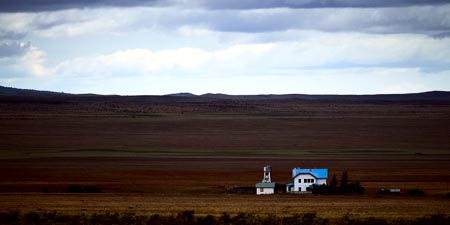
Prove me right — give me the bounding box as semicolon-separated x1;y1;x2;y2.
1;85;449;97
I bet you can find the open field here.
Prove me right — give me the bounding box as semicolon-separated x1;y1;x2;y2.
0;94;449;219
0;193;449;219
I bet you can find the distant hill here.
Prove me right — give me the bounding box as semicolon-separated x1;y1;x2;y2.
198;91;450;101
1;85;450;101
166;91;450;102
0;85;66;96
165;92;197;97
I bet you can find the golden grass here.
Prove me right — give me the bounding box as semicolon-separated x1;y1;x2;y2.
0;193;448;219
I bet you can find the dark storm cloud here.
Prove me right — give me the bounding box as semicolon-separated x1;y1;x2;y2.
184;6;450;35
198;0;449;9
0;0;163;12
0;0;448;12
0;1;448;38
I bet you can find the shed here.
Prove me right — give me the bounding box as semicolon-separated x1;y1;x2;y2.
256;182;276;195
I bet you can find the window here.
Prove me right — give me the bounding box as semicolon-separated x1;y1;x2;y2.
303;179;315;183
260;188;264;192
298;179;302;183
299;187;302;191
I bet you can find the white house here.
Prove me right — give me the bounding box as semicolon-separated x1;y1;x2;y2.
286;168;328;193
255;165;276;195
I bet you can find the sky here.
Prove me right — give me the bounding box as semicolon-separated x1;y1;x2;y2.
0;0;449;95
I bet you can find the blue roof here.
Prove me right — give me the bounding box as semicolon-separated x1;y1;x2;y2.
292;168;328;179
286;182;294;187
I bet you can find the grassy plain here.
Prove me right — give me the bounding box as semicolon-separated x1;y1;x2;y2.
0;193;448;219
0;95;449;219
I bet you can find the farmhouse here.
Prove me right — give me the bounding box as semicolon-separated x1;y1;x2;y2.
255;165;276;195
286;167;328;193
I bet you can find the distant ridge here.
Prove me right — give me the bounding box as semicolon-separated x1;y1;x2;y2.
165;92;197;97
197;91;450;101
164;91;450;101
0;85;67;96
1;85;450;101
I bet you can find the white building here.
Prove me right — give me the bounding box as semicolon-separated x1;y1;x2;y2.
256;182;276;195
255;165;276;195
286;168;328;193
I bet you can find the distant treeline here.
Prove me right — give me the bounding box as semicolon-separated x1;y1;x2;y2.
0;211;448;225
312;171;365;195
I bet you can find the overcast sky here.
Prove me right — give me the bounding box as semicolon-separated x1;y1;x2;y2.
0;0;449;95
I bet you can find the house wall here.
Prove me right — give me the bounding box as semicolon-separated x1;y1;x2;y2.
293;174;327;192
256;187;274;195
286;186;294;193
316;178;327;185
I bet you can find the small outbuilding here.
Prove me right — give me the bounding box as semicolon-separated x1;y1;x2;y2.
256;182;276;195
255;165;276;195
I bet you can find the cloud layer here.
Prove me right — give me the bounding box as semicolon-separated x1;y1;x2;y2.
1;0;448;12
0;0;449;94
16;33;449;78
195;0;449;9
0;4;448;44
0;0;164;12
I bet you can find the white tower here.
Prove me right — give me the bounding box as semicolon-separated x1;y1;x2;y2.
262;165;272;183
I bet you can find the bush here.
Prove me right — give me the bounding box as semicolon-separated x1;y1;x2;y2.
0;211;19;225
311;172;365;195
405;189;425;196
84;186;103;193
66;185;84;193
66;185;103;193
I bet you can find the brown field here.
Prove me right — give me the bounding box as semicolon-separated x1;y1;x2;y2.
0;95;449;219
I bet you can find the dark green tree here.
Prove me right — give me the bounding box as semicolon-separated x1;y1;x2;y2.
340;171;349;193
329;174;338;193
330;174;338;188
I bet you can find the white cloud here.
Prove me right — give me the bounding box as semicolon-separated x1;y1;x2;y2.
10;32;450;79
214;43;274;60
19;46;48;76
49;43;275;77
267;32;450;68
97;48;210;71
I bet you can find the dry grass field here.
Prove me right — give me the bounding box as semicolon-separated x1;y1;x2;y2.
0;193;448;219
0;94;449;220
